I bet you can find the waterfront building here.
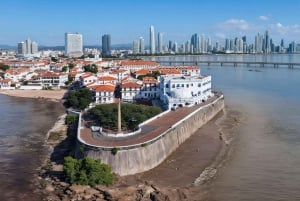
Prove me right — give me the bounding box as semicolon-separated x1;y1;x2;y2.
102;34;111;56
139;37;145;54
158;32;163;54
191;33;199;53
150;25;155;54
159;74;213;109
65;33;83;57
255;33;263;53
39;71;68;88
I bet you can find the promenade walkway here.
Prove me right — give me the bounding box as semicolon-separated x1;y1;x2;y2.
79;94;220;148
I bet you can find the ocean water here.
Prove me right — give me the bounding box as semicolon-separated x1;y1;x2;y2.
149;54;300;201
0;95;64;201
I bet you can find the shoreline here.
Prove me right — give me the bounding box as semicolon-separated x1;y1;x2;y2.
0;89;68;102
2;90;239;200
36;106;241;201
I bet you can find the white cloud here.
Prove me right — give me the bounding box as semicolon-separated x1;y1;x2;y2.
217;19;251;31
269;22;300;35
259;15;269;21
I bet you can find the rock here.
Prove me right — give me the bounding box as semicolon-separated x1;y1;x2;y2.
52;164;63;172
150;191;170;201
58;182;69;187
69;185;90;194
45;184;55;192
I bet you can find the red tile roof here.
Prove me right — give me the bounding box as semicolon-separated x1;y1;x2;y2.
98;76;117;81
120;60;159;66
91;84;115;92
121;81;142;88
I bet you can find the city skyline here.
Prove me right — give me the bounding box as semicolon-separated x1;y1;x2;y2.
1;0;300;46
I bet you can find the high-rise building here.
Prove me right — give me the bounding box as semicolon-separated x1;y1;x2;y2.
139;37;145;54
17;42;26;54
264;30;270;53
191;33;199;53
102;34;111;56
255;32;263;53
31;41;38;54
150;25;155;54
132;40;139;54
158;32;163;54
65;33;83;57
17;38;38;55
26;38;32;54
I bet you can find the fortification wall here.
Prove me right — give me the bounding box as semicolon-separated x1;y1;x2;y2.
75;95;224;176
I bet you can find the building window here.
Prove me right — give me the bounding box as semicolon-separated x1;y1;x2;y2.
172;84;175;88
198;83;201;87
186;84;189;88
181;84;184;87
166;84;169;88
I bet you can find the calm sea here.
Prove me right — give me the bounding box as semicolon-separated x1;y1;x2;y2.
0;96;64;201
148;54;300;201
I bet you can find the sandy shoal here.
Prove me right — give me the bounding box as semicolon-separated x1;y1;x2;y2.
0;89;68;101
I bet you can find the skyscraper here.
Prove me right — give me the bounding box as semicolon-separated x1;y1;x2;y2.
25;38;32;54
102;34;111;56
31;41;38;54
264;30;270;53
65;33;83;57
17;38;38;55
17;42;26;54
150;25;155;54
191;33;199;53
139;37;145;54
132;40;139;54
158;32;163;54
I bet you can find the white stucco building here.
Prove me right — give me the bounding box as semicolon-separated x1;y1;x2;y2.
159;74;213;109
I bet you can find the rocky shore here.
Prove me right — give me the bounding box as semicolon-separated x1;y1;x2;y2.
31;108;244;201
1;91;241;201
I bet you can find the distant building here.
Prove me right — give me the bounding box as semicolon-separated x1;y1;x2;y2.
158;32;163;54
31;41;38;54
102;34;111;56
17;38;38;55
17;42;26;54
132;40;139;54
65;33;83;57
150;25;155;54
139;37;145;54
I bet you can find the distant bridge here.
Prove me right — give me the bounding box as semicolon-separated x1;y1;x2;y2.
156;60;300;69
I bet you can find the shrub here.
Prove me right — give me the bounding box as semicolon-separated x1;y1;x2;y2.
63;156;114;186
65;114;78;125
111;147;119;155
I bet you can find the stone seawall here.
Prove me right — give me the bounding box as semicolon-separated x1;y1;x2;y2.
75;95;224;176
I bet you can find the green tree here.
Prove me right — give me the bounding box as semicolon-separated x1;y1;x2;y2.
63;156;114;186
68;63;75;69
65;88;93;110
0;63;9;71
65;114;78;125
83;64;98;74
62;66;68;72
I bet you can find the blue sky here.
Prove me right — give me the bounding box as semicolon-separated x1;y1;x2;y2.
1;0;300;46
